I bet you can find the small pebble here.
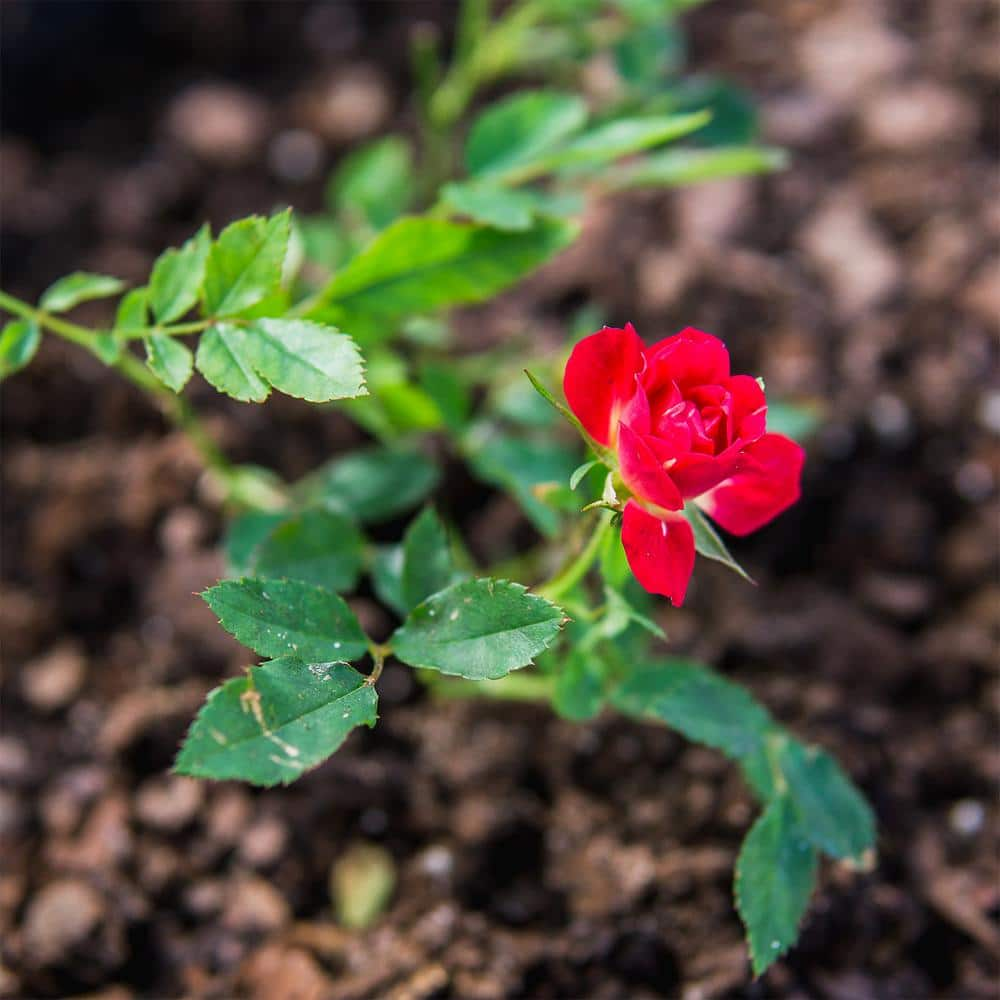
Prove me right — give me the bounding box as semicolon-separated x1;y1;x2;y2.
268;129;324;183
949;799;985;837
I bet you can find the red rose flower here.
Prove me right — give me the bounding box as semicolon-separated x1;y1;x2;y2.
563;324;805;606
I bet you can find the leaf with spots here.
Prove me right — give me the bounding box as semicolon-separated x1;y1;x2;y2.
174;657;377;786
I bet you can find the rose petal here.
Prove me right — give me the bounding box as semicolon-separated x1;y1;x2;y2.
727;374;767;444
668;443;742;498
621;500;695;606
618;422;683;512
697;433;805;536
563;324;645;446
643;327;731;395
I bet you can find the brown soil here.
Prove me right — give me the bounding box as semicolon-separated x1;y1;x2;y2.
2;2;998;998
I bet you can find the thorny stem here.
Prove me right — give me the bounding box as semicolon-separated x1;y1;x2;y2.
0;289;277;510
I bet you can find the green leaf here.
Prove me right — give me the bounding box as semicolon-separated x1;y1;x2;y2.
523;369;610;458
203;578;368;663
234;319;366;402
468;431;581;537
600;584;665;641
570;459;599;490
329;136;414;230
553;647;606;721
92;332;122;364
114;287;149;331
614;22;684;88
225;511;288;576
174;657;377;786
391;578;565;680
684;505;753;582
0;319;41;379
250;509;365;592
440;181;536;231
203;210;291;317
534;111;711;176
465;91;588;179
371;544;407;617
611;659;772;759
144;334;194;392
672;77;758;146
776;738;875;862
40;272;125;313
401;507;455;612
419;362;471;433
296;445;440;524
150;224;211;323
735;796;818;976
195;323;270;402
308;217;578;341
610;146;787;190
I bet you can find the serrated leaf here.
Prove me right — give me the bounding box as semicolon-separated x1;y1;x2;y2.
465;91;588;179
735;796;818;977
114;287;149;331
174;657;377;786
307;217;578;341
233;319;366;402
533;111;711;177
250;509;365;592
296;445;440;524
685;505;753;582
150;224;211;323
609;146;787;190
611;659;772;759
203;577;368;663
225;511;288;576
144;334;194;392
0;319;40;379
329;136;414;230
776;738;876;862
401;507;455;612
391;578;565;680
553;647;606;721
39;272;125;313
203;210;291;317
196;323;270;402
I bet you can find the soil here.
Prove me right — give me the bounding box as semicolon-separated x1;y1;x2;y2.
2;1;998;998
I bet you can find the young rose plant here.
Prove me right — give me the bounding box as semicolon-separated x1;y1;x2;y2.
1;0;872;978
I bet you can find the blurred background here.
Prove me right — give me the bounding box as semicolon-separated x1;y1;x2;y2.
2;1;998;997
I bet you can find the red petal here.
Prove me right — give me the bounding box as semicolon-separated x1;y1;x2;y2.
727;374;767;444
697;434;805;536
563;324;645;447
618;422;683;511
643;327;730;394
668;443;742;498
621;500;695;606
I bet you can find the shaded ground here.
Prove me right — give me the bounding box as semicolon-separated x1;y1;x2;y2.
2;1;998;997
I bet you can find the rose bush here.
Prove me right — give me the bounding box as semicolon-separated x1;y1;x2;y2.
564;324;805;605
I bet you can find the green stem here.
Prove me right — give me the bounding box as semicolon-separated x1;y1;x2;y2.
536;511;612;603
0;289;274;509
